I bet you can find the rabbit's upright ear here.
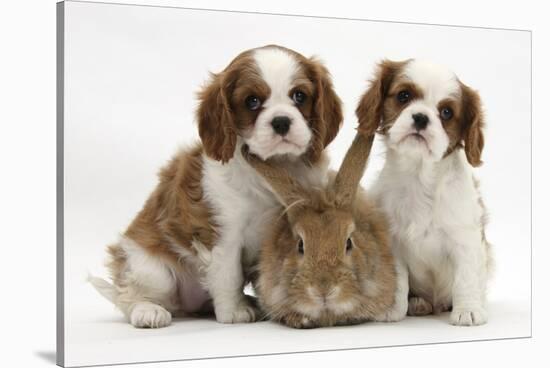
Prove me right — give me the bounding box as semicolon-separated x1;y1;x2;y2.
331;133;375;207
241;145;308;213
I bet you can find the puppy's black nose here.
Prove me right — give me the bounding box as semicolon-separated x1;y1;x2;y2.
412;113;429;131
271;116;291;136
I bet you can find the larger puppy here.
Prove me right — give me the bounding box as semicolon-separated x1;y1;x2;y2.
356;60;492;326
90;45;342;328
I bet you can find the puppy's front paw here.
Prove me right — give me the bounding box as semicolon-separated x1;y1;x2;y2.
130;302;172;328
215;300;259;324
408;297;433;316
450;306;488;326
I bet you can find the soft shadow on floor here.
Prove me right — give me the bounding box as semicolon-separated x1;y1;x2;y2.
35;351;56;365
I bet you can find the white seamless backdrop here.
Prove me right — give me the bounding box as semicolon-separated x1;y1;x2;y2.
61;1;531;367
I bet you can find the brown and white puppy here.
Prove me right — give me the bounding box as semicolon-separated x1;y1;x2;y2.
89;45;343;328
357;59;492;326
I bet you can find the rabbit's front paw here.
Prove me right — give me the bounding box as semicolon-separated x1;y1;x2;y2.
281;313;315;329
374;296;408;322
407;296;433;316
450;306;487;326
215;299;259;323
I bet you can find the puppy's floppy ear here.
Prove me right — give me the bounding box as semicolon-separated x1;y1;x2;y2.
307;57;343;163
196;72;237;163
356;59;405;137
460;82;485;167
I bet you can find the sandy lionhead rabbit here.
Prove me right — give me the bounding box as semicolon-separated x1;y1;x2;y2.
241;133;397;328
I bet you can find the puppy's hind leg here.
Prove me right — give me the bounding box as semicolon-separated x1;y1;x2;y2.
100;238;179;328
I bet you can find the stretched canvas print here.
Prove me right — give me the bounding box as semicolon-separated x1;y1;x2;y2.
57;1;532;367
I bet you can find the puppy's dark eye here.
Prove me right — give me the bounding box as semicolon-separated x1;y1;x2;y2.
440;107;454;121
297;238;304;255
245;95;261;111
346;238;353;253
292;90;307;105
396;90;411;104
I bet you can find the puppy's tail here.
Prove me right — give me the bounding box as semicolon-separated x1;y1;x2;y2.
87;273;118;304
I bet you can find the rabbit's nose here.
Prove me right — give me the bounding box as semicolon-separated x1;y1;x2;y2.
319;275;330;287
308;285;327;302
318;278;337;297
315;286;341;307
326;286;341;300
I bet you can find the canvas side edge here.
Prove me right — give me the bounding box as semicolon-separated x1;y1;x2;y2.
56;1;66;367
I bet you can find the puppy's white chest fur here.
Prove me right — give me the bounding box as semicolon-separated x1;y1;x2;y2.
202;142;330;267
373;149;485;307
202;149;277;263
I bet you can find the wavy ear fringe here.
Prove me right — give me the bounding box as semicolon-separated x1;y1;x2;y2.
356;59;408;137
196;72;237;164
305;57;343;164
460;82;485;167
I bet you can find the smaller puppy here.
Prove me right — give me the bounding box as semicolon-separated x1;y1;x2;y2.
357;59;493;326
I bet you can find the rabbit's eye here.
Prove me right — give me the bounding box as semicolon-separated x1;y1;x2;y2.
297;239;304;255
346;238;353;253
